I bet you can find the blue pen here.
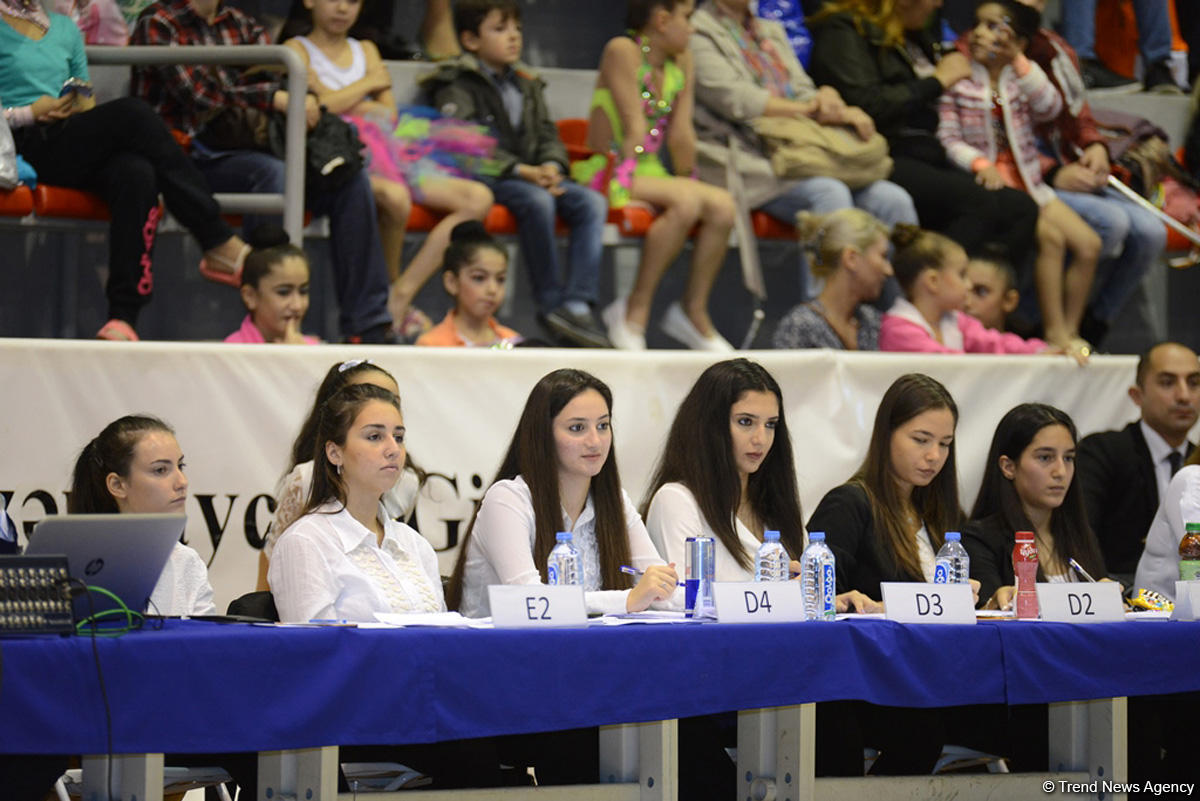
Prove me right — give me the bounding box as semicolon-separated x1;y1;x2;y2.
620;565;685;587
308;619;357;626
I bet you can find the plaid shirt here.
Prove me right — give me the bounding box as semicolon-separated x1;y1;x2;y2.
129;0;280;135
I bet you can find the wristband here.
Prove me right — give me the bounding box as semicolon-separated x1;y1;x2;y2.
970;157;992;173
4;105;34;128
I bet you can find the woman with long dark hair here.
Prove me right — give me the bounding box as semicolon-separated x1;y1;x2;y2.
448;368;677;617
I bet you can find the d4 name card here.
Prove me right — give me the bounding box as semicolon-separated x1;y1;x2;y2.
881;582;976;624
488;584;587;628
1036;581;1124;623
713;581;806;623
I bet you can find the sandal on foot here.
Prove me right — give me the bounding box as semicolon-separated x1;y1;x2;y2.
199;242;251;287
96;319;139;342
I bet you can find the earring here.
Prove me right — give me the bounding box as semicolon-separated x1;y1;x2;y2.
336;463;343;476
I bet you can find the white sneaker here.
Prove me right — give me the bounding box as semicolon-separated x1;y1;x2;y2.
602;298;647;350
660;302;734;352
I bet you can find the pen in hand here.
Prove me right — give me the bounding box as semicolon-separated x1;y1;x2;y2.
620;565;685;587
1068;558;1097;583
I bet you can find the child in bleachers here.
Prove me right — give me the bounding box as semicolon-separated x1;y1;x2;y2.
224;225;319;344
416;220;521;347
53;0;127;44
936;0;1099;362
965;250;1020;333
880;224;1072;358
283;0;494;338
571;0;738;351
422;0;611;348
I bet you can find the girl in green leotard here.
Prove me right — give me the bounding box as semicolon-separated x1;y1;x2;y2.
574;0;737;351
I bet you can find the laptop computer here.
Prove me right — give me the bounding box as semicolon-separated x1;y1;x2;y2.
25;514;185;618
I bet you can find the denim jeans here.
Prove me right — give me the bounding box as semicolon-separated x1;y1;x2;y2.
485;177;606;312
1058;187;1166;322
193;148;391;337
1060;0;1172;64
759;176;918;302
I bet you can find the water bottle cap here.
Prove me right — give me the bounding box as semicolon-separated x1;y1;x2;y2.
808;531;825;542
556;531;572;542
764;530;780;542
1187;522;1200;533
945;531;961;541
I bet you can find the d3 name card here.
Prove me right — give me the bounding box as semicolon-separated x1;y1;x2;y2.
1036;582;1124;623
881;582;976;624
713;581;805;623
488;584;587;628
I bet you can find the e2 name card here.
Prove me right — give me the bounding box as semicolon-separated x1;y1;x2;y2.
488;584;588;628
1036;581;1124;622
881;582;976;624
713;581;806;623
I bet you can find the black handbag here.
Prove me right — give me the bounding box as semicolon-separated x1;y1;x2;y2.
267;111;365;195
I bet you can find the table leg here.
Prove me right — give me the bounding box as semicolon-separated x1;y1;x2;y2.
81;753;164;801
599;719;678;800
257;745;339;801
737;703;815;801
1048;697;1127;786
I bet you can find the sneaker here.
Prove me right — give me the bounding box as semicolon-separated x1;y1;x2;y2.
660;302;735;352
541;305;612;348
1143;60;1184;95
1081;59;1140;93
601;298;647;351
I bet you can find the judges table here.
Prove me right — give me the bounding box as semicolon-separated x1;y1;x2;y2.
2;616;1198;801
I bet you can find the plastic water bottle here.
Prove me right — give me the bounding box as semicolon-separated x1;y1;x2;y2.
754;530;790;582
547;531;581;586
800;531;836;621
933;531;970;584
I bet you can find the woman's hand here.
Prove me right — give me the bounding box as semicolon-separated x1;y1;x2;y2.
626;563;679;612
935;51;972;89
968;578;981;606
985;585;1016;611
842;107;876;140
32;94;75;123
835;590;883;614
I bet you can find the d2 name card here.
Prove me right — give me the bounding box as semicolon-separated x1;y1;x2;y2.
713;581;805;623
881;582;976;624
488;584;587;628
1036;581;1124;623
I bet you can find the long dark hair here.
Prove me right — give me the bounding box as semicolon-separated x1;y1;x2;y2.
69;415;175;514
970;403;1105;579
641;359;805;571
288;360;425;482
446;369;633;610
852;373;962;580
302;383;403;515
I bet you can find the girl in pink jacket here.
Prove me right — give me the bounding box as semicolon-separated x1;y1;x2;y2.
936;0;1097;363
880;224;1081;361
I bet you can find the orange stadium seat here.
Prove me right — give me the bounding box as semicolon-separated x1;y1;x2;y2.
33;185;110;219
0;185;33;217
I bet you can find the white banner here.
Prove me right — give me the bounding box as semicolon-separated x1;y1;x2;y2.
0;340;1152;613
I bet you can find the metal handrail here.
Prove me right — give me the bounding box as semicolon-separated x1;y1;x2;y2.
85;45;307;243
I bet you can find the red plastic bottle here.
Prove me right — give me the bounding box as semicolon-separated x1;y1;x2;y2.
1012;531;1039;619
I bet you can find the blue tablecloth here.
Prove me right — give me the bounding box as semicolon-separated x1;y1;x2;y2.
0;617;1194;755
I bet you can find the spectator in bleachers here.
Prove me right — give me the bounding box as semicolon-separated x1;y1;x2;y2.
1059;0;1183;93
279;0;459;60
937;0;1099;359
282;0;494;340
572;0;739;351
964;248;1020;332
1;0;250;341
129;0;402;344
423;0;612;348
772;208;892;349
53;0;127;44
807;0;1040;277
224;224;319;343
690;0;917;301
1012;0;1165;351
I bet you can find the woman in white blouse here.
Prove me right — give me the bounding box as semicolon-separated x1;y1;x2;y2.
270;382;443;622
447;368;678;618
68;415;217;616
1136;450;1200;599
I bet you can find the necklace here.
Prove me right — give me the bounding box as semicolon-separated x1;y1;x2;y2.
633;35;672;157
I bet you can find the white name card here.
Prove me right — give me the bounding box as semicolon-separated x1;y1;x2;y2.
488;584;588;628
1170;580;1200;621
713;581;806;623
881;582;976;625
1036;582;1124;623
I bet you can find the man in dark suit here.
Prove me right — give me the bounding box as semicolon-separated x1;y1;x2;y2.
1077;342;1200;584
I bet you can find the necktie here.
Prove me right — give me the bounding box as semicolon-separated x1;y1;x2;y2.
1168;451;1183;477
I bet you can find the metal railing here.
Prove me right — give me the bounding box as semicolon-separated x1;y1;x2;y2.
85;44;308;243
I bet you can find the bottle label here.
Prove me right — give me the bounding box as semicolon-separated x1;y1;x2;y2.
547;564;559;586
820;562;835;615
933;561;949;584
1181;560;1200;582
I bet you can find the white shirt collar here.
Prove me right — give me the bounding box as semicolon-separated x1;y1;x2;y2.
1140;419;1183;465
319;501;403;555
887;297;963;351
